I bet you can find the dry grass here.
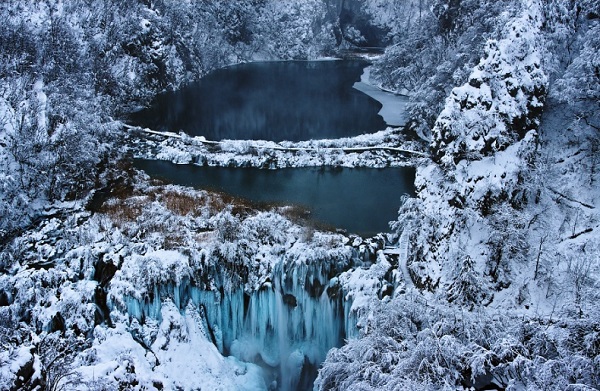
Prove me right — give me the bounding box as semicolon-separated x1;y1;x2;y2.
97;171;302;246
206;195;227;213
205;191;255;217
276;204;311;224
161;191;200;216
99;197;147;227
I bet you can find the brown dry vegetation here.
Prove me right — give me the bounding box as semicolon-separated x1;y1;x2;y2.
99;197;147;228
276;204;312;224
160;191;201;216
96;167;332;246
212;192;256;217
274;204;339;235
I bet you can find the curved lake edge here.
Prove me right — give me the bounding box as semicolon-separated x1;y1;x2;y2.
130;59;388;142
352;65;409;127
212;58;413;129
126;58;427;169
133;159;416;237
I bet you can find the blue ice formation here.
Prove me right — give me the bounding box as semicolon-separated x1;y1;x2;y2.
111;241;392;391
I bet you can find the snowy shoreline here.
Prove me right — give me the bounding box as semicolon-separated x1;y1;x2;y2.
128;125;426;169
127;58;427;169
352;66;410;127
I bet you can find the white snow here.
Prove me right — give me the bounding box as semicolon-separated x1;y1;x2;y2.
353;66;409;127
131;125;426;169
33;79;47;133
3;1;599;390
74;304;266;391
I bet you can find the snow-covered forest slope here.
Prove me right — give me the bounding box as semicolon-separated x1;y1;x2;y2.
1;0;599;390
0;0;346;236
318;0;600;389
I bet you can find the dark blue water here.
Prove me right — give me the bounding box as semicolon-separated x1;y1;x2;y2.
134;159;415;237
130;60;387;142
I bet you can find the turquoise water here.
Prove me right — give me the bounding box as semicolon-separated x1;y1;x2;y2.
135;159;415;237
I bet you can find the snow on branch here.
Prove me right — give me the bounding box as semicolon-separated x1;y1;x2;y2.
431;0;548;167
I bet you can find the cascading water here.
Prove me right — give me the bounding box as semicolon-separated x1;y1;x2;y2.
109;235;394;390
116;258;361;391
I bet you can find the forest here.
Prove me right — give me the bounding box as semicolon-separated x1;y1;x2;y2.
0;1;599;390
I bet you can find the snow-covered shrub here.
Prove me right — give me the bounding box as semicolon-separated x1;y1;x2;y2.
446;256;489;307
316;295;484;390
319;295;600;391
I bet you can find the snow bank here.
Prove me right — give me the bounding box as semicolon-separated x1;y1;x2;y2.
352;66;410;127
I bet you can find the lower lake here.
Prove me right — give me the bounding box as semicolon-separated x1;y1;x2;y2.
135;159;415;237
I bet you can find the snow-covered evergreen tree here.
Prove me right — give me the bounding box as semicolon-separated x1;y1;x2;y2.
1;1;599;390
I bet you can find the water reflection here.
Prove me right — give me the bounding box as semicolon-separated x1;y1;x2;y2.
134;159;415;237
130;61;387;142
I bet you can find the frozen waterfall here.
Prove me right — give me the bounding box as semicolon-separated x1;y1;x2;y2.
115;259;361;391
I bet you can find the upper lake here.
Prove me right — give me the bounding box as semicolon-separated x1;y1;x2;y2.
130;60;388;141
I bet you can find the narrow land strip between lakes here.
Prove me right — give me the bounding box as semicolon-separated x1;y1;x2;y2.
123;123;429;157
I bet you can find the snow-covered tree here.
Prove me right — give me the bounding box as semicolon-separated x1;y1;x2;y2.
370;0;515;140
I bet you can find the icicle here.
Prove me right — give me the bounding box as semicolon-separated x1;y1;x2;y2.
116;253;365;391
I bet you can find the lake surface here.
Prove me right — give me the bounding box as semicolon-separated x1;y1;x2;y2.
130;60;387;142
135;159;415;237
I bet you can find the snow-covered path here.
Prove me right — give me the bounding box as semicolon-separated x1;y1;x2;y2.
126;124;429;157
